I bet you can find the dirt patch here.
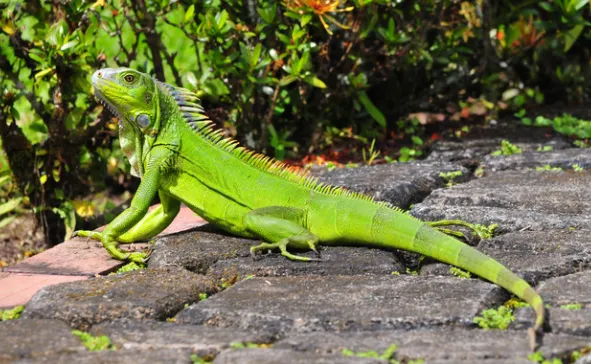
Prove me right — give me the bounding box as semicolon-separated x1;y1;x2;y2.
0;213;46;267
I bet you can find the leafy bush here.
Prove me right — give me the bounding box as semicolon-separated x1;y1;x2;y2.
0;0;589;244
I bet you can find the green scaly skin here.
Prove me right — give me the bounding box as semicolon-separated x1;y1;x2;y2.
74;68;545;348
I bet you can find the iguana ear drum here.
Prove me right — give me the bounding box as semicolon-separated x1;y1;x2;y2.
137;114;150;128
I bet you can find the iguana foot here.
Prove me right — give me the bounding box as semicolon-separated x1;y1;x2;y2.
427;220;498;239
73;230;149;263
250;239;321;262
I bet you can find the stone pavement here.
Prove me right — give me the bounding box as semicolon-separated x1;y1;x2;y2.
2;124;591;363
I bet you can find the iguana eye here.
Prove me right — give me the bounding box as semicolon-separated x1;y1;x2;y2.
136;114;150;128
124;74;135;83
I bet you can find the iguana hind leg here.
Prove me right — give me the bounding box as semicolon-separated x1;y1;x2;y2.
244;206;320;262
427;219;498;239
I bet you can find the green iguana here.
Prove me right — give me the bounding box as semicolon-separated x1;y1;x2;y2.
74;68;544;347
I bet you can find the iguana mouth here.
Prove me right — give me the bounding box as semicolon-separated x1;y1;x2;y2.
93;86;120;119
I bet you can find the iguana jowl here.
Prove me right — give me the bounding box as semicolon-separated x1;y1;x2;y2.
75;68;544;344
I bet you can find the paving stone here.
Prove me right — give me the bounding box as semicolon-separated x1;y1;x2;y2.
175;275;506;336
210;246;404;279
4;206;204;277
275;329;588;364
15;349;194;364
411;170;591;233
0;319;85;362
148;225;253;274
483;148;591;172
0;272;87;309
23;267;217;330
514;271;591;336
426;128;570;168
150;226;404;277
90;319;274;356
213;348;385;364
315;161;470;208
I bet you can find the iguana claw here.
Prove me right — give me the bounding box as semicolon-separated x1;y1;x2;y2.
250;240;321;262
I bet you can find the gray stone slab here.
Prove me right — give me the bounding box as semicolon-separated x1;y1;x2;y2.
214;348;385;364
315;161;470;208
148;225;253;274
484;148;591;172
473;230;591;285
275;329;588;364
149;226;404;277
411;170;591;233
23;267;217;330
0;319;85;362
15;349;193;364
90;319;274;356
514;271;591;337
175;275;506;336
577;353;591;364
209;246;404;279
427;135;571;167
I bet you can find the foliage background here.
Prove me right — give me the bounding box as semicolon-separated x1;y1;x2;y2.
0;0;590;245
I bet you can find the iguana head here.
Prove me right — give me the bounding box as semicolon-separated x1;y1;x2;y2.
92;68;163;177
91;67;160;131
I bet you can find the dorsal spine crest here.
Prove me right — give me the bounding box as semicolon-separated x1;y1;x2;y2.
159;80;410;214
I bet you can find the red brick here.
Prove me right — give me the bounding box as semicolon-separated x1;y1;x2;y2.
0;273;87;308
4;205;206;276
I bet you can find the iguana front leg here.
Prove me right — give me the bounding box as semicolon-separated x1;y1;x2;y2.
244;206;320;262
74;166;162;263
118;191;181;243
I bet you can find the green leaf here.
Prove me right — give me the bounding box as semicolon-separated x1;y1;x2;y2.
279;75;297;86
0;197;22;216
60;39;78;51
35;68;54;80
184;5;195;23
539;2;553;11
357;91;386;127
564;24;584;52
303;75;326;88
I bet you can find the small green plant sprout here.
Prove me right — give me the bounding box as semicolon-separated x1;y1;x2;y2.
384;156;396;164
528;351;563;364
398;146;422;162
391;271;400;275
492;140;523;156
72;330;114;351
439;170;463;187
325;161;337;171
536;145;553;152
474;165;485;178
116;261;145;273
574;140;590;148
362;139;380;166
405;267;419;276
559;303;582;310
473;305;514;330
199;293;208;301
449;267;471;279
505;298;530;309
346;162;360;168
572;164;584;172
191;354;214;363
230;342;271;349
342;344;423;364
536;165;563;172
0;305;24;321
